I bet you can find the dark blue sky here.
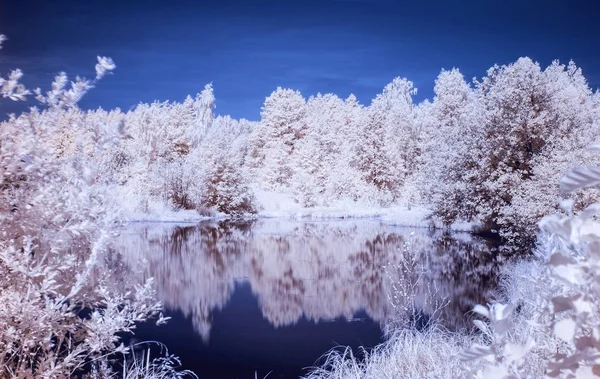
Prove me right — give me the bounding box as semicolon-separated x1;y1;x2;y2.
1;0;599;120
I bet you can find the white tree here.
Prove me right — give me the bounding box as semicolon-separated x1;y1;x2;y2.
249;87;307;190
499;60;600;240
418;68;480;222
430;58;600;242
291;93;348;206
194;115;256;215
354;77;416;204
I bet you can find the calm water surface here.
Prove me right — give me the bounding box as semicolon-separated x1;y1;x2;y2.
112;219;504;379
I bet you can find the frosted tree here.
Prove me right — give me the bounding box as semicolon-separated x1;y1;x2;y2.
462;58;556;238
291;93;348;206
184;83;216;148
439;58;600;242
354;77;416;204
248;87;307;190
419;68;480;223
498;60;600;240
194;115;256;215
329;94;373;201
168;86;216;209
381;78;420;180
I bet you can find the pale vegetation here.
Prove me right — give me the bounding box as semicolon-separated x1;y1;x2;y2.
0;36;192;378
303;164;600;378
1;26;600;379
6;55;596;243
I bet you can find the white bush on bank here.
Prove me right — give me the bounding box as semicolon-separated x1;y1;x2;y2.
422;59;600;242
14;85;258;218
460;162;600;378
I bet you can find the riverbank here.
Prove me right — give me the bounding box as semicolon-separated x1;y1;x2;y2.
117;189;478;232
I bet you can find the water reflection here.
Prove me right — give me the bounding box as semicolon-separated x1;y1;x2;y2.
113;219;503;342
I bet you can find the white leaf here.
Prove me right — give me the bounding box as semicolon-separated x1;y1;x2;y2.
473;320;492;337
492;303;513;321
572;297;593;316
560;198;575;214
575;365;596;379
459;344;493;361
504;340;535;363
481;364;509;379
581;203;600;220
561;166;600;193
553;265;582;285
95;56;116;79
554;318;577;342
473;304;490;319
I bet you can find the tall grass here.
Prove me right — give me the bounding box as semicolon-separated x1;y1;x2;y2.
304;327;477;379
119;342;197;379
303;256;569;379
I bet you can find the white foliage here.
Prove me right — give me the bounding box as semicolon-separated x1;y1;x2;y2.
13;54;598;236
0;35;30;101
459;160;600;378
0;37;189;378
95;56;116;80
415;58;600;243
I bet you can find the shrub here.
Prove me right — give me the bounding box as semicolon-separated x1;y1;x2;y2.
0;36;186;378
460;157;600;377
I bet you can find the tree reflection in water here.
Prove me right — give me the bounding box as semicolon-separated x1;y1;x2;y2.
113;219;504;343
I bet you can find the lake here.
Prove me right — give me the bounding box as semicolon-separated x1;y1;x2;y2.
112;219;504;379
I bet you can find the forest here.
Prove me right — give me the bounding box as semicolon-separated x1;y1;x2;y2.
2;29;600;378
10;56;599;241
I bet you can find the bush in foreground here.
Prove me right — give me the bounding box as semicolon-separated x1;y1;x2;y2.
0;36;190;378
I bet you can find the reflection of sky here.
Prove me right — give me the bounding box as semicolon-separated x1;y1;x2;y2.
1;0;599;120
